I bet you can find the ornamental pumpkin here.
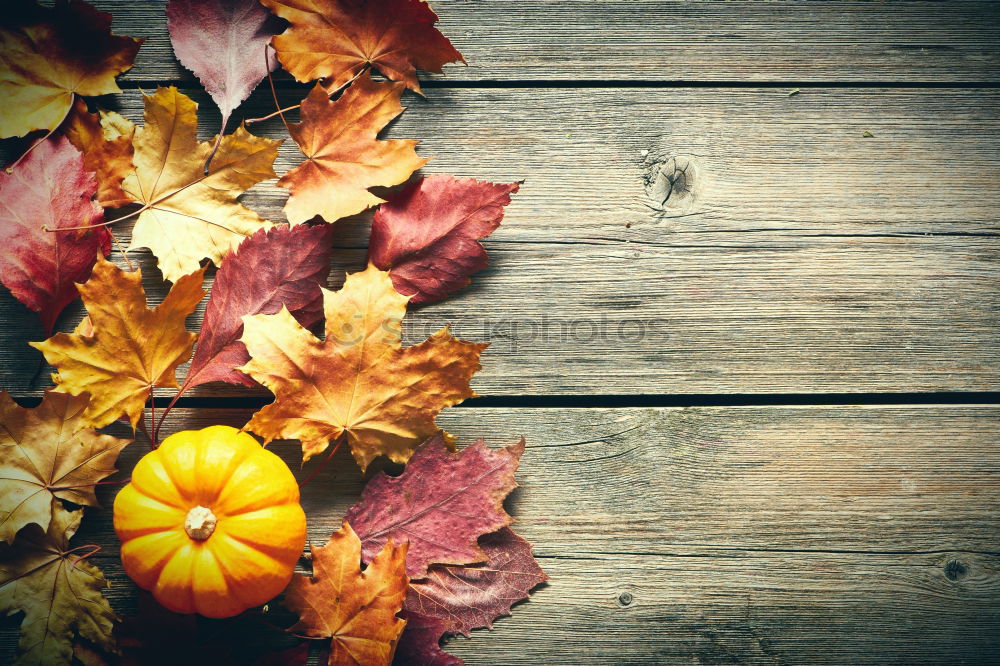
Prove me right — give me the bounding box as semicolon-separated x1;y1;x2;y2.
113;425;307;618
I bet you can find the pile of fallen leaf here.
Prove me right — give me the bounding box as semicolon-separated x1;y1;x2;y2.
0;1;544;664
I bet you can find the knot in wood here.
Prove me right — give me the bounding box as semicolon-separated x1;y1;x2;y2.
618;591;634;606
943;559;968;581
644;155;700;214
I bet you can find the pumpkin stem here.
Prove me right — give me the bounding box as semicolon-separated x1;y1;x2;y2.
184;506;218;540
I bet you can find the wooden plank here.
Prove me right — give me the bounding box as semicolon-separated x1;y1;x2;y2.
90;0;1000;84
3;405;998;664
2;87;998;396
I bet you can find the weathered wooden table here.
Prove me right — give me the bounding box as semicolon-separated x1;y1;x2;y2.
3;1;999;663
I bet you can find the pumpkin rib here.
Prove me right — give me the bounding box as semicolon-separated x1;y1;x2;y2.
129;454;188;509
209;533;290;609
217;510;306;562
112;485;186;540
120;530;188;590
191;426;258;505
214;449;300;516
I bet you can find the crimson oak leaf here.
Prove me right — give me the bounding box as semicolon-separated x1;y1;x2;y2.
344;435;525;578
0;135;110;334
369;175;520;306
183;223;334;391
405;528;547;636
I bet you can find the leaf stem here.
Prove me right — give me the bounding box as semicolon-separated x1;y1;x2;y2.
150;387;159;447
45;202;150;233
203;117;227;175
155;380;188;438
50;478;130;491
107;229;134;270
298;434;346;488
245;104;301;125
67;543;103;569
4;93;75;174
324;64;370;98
266;44;291;135
137;411;154;448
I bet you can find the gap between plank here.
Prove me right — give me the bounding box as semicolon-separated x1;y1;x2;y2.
115;79;1000;90
11;392;989;410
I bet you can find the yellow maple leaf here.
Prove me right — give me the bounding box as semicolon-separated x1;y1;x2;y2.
123;86;281;282
30;255;205;430
240;264;486;470
280;73;426;225
0;0;142;138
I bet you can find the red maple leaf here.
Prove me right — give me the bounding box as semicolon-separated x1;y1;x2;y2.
344;435;524;578
405;528;548;636
0;136;110;334
182;224;334;391
368;175;521;306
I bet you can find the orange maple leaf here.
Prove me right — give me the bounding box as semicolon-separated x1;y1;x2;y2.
280;74;426;225
63;97;136;209
260;0;464;94
0;0;142;138
284;521;409;666
30;256;205;430
239;264;486;470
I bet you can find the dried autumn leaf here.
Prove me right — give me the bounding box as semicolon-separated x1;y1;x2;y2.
183;224;334;391
0;503;116;665
260;0;464;93
30;255;205;430
405;528;547;636
0;0;141;138
123;86;281;282
0;134;110;335
369;175;520;306
166;0;283;133
279;74;426;225
0;389;131;544
284;521;409;666
394;614;462;666
240;264;485;470
63;96;136;208
344;435;525;577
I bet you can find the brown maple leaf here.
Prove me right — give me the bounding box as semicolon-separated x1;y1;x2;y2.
0;390;131;544
30;255;205;430
240;264;486;470
62;97;136;208
0;503;117;665
284;521;408;666
260;0;464;94
279;74;426;225
123;86;281;283
0;0;142;138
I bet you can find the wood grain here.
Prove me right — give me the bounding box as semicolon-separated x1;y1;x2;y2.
90;0;1000;84
2;87;997;396
3;405;998;664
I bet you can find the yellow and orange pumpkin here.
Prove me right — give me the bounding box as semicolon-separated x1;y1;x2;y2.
113;425;306;618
